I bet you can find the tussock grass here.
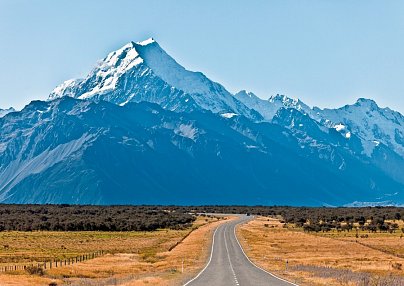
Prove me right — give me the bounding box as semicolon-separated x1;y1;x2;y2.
237;216;404;286
0;215;229;286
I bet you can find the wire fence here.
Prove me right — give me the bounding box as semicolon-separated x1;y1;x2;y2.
0;250;104;273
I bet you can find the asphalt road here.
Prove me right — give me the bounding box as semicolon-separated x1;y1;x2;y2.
184;215;297;286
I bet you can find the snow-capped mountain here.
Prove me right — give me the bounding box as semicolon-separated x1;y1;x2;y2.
236;90;404;159
313;98;404;158
0;107;15;118
1;96;402;205
2;37;404;206
49;38;261;121
235;90;312;120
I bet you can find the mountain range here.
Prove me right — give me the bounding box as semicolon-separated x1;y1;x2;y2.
0;107;15;118
1;38;403;206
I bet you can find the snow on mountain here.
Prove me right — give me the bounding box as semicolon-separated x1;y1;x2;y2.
331;123;351;139
313;98;404;157
3;37;404;205
234;90;277;120
234;90;312;120
2;96;403;205
236;90;404;158
49;38;261;121
268;94;313;117
0;107;15;118
221;112;238;119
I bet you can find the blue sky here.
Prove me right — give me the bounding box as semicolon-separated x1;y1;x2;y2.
1;0;404;112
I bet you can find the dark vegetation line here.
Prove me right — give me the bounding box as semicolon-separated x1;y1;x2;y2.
181;205;404;220
0;205;403;232
0;205;195;231
183;206;404;233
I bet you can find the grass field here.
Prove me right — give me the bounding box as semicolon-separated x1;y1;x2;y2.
0;215;231;286
3;213;403;286
237;216;404;286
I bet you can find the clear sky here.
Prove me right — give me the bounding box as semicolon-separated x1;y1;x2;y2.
1;0;404;112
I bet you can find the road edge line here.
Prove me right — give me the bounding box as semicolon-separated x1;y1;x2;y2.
233;217;299;286
183;224;220;285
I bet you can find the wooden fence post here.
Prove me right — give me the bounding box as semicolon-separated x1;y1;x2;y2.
0;250;105;273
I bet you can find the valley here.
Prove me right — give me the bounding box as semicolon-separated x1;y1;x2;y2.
1;207;404;285
2;2;403;285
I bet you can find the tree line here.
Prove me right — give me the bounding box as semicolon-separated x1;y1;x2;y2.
176;205;404;233
1;204;403;233
0;205;195;232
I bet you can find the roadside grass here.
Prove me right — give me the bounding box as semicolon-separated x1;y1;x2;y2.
0;215;231;286
237;216;404;286
0;230;184;263
307;221;404;259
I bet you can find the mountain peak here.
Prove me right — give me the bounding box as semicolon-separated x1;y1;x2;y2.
48;38;260;120
269;94;298;104
135;37;156;46
268;94;311;113
355;97;378;108
348;98;380;114
235;90;259;99
0;107;16;118
116;38;157;50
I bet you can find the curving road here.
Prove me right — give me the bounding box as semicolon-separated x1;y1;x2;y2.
184;215;297;286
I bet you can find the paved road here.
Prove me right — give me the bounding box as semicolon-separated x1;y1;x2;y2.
184;215;297;286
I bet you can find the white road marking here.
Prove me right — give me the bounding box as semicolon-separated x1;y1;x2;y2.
233;217;299;286
184;216;300;286
224;225;240;286
183;225;220;286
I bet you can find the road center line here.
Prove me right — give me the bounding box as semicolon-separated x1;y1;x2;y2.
224;224;240;286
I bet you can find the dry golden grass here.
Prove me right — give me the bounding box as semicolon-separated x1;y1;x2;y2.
237;216;404;286
0;227;194;263
313;221;404;260
0;215;232;286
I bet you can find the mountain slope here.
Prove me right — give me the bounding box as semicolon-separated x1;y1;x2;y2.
237;91;404;157
2;38;404;206
234;90;312;120
0;107;15;118
0;97;403;205
313;98;404;158
49;39;261;121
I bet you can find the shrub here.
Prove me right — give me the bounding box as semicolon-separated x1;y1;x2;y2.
25;265;44;276
392;262;402;270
